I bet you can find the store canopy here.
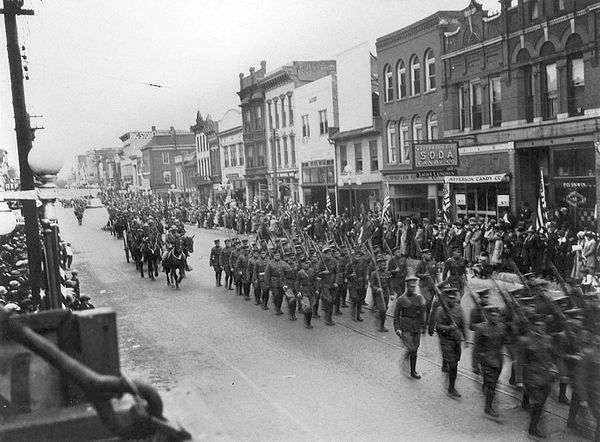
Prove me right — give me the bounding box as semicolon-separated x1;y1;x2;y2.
444;173;509;184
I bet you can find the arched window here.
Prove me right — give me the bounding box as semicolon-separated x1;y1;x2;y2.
566;34;585;116
425;50;436;92
386;120;397;164
412;115;423;142
396;60;407;99
427;113;438;140
384;64;394;103
410;56;420;96
399;119;410;163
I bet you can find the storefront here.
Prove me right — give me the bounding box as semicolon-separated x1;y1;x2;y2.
386;170;449;219
337;184;380;216
445;173;510;221
300;159;335;208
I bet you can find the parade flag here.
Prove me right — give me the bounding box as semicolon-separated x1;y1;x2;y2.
442;181;451;224
207;196;212;208
534;168;549;232
381;181;391;226
252;193;259;211
326;190;332;215
225;189;232;206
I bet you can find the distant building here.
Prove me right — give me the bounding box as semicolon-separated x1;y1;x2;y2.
217;109;247;205
190;112;218;204
0;149;8;190
119;130;155;190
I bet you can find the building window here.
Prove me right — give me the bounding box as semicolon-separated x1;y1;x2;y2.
163;171;171;184
412;115;423;142
224;147;229;167
256;142;266;167
384;64;394;102
397;60;407;99
459;84;468;130
427;113;438;140
255;105;263;129
340;144;347;171
246;145;254;168
568;54;585;117
354;143;363;172
489;76;502;127
410;56;421;96
319;109;328;135
267;102;273;130
238;144;244;166
529;0;540;21
288;95;294;125
244;109;252;132
553;0;565;11
283;136;289;166
230;145;237;167
274;98;279;129
302;115;310;137
425;50;436;92
542;62;558;120
369;140;378;171
470;81;483;130
386;121;397;164
290;135;296;166
400;120;410;163
162;152;170;164
281;99;286;127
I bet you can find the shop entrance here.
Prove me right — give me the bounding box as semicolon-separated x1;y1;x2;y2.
455;184;509;220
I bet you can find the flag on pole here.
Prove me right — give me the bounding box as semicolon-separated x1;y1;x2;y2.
207;196;212;208
225;189;232;206
252;193;258;211
442;181;451;224
381;181;391;226
325;189;332;215
534;168;549;232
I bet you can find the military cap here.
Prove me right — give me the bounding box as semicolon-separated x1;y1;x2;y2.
376;256;387;263
225;238;231;243
421;248;431;254
80;294;91;302
214;239;220;244
476;288;491;297
241;239;249;244
405;275;419;282
9;280;20;288
442;287;459;294
169;225;177;231
322;246;332;253
483;304;500;311
0;286;7;295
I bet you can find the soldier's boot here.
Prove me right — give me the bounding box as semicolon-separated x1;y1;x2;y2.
254;289;261;305
324;305;335;326
244;283;251;301
215;274;219;287
238;282;243;296
558;382;570;405
341;294;349;308
355;302;364;321
378;312;389;332
312;304;321;319
304;312;313;329
528;406;545;438
288;300;297;321
509;364;516;385
350;303;357;321
448;364;461;397
409;353;421;379
334;302;343;316
521;391;530;411
484;388;499;417
567;392;580;428
262;293;270;310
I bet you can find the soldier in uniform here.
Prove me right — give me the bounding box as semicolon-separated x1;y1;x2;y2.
264;250;291;316
443;248;467;298
370;255;391;332
469;288;492;331
209;239;222;287
435;287;466;397
283;253;298;321
574;334;600;442
415;248;437;333
297;256;316;329
389;248;408;299
220;239;233;290
310;254;322;319
334;247;349;314
235;245;251;300
317;247;338;326
472;305;510;419
246;247;259;302
252;250;269;308
230;240;243;295
346;249;367;322
393;275;426;379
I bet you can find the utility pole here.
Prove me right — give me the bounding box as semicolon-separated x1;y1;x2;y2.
271;128;279;214
1;0;42;304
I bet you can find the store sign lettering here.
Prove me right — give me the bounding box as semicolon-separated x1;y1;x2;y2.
560;181;595;189
414;142;459;169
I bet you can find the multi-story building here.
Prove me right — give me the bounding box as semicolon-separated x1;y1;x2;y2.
0;149;8;190
377;8;463;219
140;128;195;195
76;148;120;188
331;42;383;216
218;109;247;205
295;72;338;208
190;112;217;204
238;61;268;206
441;0;600;227
260;60;336;207
118;130;155;190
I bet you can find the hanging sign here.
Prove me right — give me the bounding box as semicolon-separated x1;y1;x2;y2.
413;142;459;169
455;193;466;206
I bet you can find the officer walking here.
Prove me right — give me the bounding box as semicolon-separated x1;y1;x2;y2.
264;250;291;316
209;239;222;287
370;255;391;332
317;247;338;326
220;239;233;290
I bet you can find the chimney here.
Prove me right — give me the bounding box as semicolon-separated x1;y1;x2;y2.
239;72;244;89
151;125;156;132
260;60;266;71
170;126;175;132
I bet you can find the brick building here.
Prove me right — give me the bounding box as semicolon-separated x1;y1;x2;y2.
190;112;218;204
441;0;600;228
218;109;247;205
376;9;463;219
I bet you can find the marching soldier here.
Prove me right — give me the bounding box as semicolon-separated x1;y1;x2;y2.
220;239;233;290
393;275;425;379
297;257;316;329
414;248;437;333
310;254;322;319
235;245;251;300
370;255;391;333
469;288;492;331
346;249;368;322
389;248;408;299
246;247;259;302
230;240;243;295
283;253;298;321
264;250;291;316
209;239;222;287
317;247;338;326
252;250;269;309
443;248;467;299
435;287;466;398
574;333;600;442
334;247;349;314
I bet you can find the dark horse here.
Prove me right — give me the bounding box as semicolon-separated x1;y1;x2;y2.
140;235;162;280
163;236;194;289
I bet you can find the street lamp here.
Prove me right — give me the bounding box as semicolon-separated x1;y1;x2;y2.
0;200;17;235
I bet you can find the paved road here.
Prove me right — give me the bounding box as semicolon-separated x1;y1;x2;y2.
59;206;590;441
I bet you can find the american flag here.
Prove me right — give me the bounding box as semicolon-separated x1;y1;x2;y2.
325;190;332;215
252;193;259;211
534;168;549;232
442;182;451;224
225;189;232;206
381;181;391;226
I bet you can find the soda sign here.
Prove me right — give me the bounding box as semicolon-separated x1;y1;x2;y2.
413;142;459;169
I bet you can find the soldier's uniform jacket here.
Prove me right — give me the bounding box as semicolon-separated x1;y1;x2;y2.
337;255;349;286
246;256;257;282
576;341;600;409
220;246;232;270
370;268;391;292
209;245;221;268
469;308;487;331
393;293;426;333
521;330;558;386
318;256;338;289
229;248;242;273
443;256;466;288
388;256;407;293
264;259;291;289
235;253;250;282
297;267;316;295
472;322;509;368
284;262;298;292
415;259;437;294
251;257;268;290
435;304;466;341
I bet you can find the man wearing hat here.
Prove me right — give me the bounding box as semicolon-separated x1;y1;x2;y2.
209;239;223;287
234;244;251;299
415;248;438;333
251;250;269;308
469;288;492;331
393;275;426;379
220;239;233;290
389;248;408;300
317;247;338;326
434;287;466;398
443;248;467;299
472;305;509;419
296;256;317;329
370;255;391;332
345;249;367;322
229;240;243;293
265;250;292;316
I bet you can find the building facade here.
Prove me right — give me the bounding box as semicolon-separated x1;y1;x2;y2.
190;112;217;204
441;0;600;228
217;109;247;205
331;42;383;216
118;130;155;190
377;9;463;220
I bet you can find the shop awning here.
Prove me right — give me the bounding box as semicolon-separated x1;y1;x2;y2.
444;173;509;184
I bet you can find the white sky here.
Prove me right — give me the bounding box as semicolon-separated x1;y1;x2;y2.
0;0;500;175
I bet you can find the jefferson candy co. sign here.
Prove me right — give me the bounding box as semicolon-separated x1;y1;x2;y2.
413;142;459;169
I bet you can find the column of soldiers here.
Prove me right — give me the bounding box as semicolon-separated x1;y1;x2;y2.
209;231;600;440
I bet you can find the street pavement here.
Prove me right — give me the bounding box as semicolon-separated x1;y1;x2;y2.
57;206;592;442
